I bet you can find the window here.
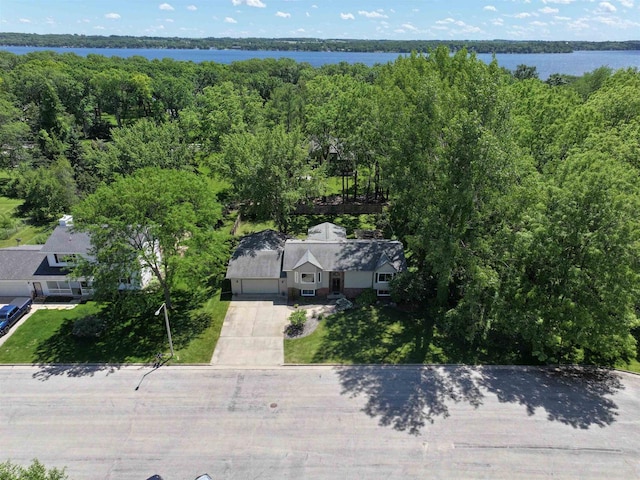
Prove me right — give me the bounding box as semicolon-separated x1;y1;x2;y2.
377;289;391;297
301;273;315;284
54;253;78;264
376;272;394;283
301;289;315;297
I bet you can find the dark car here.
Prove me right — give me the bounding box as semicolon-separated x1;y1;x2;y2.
0;297;32;336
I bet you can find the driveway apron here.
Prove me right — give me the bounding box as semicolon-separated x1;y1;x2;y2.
211;297;290;366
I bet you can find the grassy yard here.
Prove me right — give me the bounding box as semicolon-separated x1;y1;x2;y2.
0;194;53;248
285;305;640;372
235;214;380;239
285;306;443;364
0;291;230;364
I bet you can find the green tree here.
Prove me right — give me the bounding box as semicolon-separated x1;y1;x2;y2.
0;459;67;480
72;168;223;308
218;125;322;233
13;157;78;224
85;118;195;182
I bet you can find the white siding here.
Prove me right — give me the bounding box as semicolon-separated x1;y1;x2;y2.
373;263;397;290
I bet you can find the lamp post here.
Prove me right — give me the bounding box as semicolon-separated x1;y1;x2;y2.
155;302;174;358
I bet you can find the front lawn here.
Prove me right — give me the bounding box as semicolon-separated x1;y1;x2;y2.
285;306;440;364
0;291;230;364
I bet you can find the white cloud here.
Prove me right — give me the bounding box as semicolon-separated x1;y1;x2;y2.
340;13;355;20
598;1;617;11
514;12;533;18
105;13;121;19
187;5;197;11
542;0;575;3
224;16;237;23
231;0;266;7
402;23;418;31
539;7;559;14
276;11;291;18
159;3;174;10
484;5;497;12
94;26;105;30
19;18;31;23
165;18;174;22
531;20;548;26
358;10;388;18
619;0;634;7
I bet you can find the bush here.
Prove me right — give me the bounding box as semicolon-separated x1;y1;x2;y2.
72;314;107;338
0;459;68;480
356;288;377;306
284;309;307;337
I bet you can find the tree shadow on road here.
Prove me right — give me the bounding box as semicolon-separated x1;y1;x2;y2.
336;365;623;435
336;365;484;435
478;366;623;429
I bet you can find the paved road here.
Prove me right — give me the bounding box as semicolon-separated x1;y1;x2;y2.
1;365;639;480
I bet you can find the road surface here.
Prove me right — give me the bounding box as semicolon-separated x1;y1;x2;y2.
1;365;639;480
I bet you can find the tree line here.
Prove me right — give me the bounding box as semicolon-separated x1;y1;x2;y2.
0;47;639;366
3;33;640;53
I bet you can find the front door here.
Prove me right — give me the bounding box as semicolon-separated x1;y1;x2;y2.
331;277;341;293
33;282;43;297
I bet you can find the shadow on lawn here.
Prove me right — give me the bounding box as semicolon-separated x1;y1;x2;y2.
32;290;214;380
336;365;623;436
318;307;624;435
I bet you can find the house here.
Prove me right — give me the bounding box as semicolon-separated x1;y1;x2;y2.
0;215;93;299
226;230;289;296
226;223;406;299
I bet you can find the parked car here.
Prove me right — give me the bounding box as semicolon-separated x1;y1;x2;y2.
0;297;32;336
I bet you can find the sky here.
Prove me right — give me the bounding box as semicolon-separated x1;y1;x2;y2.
1;0;639;42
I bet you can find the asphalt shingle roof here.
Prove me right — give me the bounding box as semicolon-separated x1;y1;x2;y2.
307;222;347;241
41;225;92;254
0;248;69;281
225;230;288;279
283;239;406;273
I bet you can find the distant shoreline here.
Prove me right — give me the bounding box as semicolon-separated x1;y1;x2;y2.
1;33;639;54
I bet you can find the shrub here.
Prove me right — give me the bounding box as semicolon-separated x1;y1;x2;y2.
285;309;307;337
72;315;107;338
356;288;377;306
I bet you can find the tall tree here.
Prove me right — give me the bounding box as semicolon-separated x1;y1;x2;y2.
218;125;323;233
72;168;223;308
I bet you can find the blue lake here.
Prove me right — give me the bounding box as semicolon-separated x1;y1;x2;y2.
3;45;640;79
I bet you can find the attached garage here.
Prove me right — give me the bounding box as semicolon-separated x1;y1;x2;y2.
240;279;279;295
0;281;31;298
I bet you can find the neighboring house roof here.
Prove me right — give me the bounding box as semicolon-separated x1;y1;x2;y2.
225;230;288;279
307;222;347;242
0;248;69;282
283;239;406;273
41;225;92;255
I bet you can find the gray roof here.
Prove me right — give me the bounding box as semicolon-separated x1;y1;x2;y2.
226;230;288;279
307;222;347;241
41;225;92;255
283;239;406;273
0;248;70;282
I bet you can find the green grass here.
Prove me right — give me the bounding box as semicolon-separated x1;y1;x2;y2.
0;192;54;248
285;306;437;364
173;290;230;363
235;218;277;236
0;291;230;364
617;358;640;374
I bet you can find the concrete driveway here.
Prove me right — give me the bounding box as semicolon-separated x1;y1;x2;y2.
211;296;291;366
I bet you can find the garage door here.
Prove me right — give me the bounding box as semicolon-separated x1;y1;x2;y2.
0;281;31;297
241;279;279;295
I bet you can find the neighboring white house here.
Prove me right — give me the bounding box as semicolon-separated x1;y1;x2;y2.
0;215;154;300
226;222;406;299
0;215;93;299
